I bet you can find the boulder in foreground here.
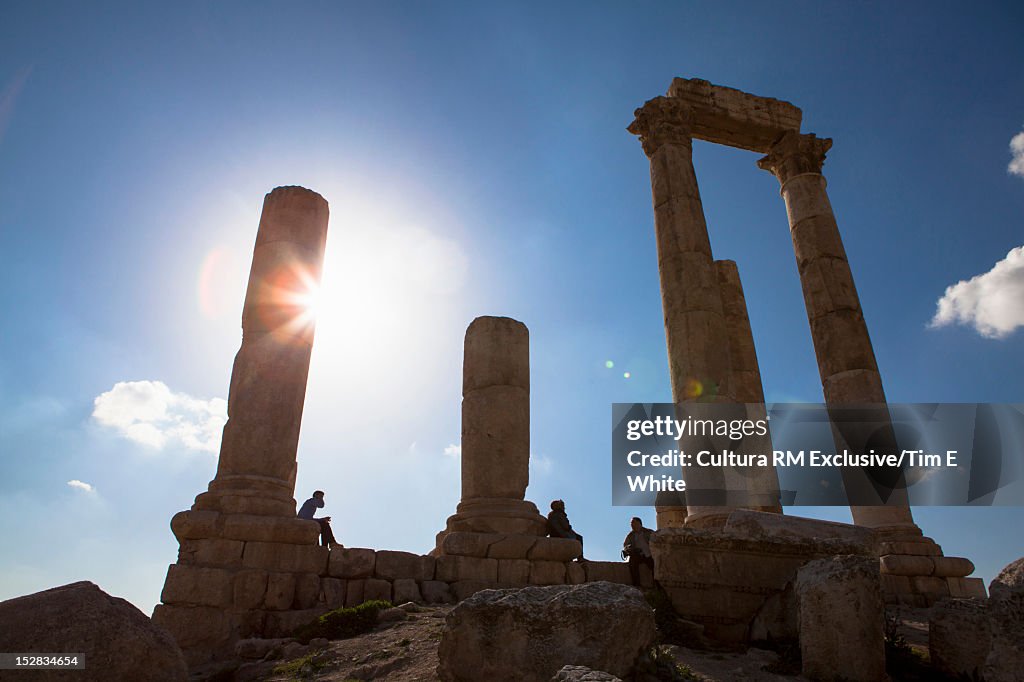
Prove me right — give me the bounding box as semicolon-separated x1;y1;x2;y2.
0;581;187;682
437;581;655;682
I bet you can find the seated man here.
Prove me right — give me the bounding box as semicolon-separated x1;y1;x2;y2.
622;516;654;586
297;490;341;550
546;499;584;561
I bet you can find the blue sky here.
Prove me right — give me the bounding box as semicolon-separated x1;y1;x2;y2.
2;2;1023;613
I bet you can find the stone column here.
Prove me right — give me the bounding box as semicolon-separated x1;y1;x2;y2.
628;97;740;529
195;185;330;517
757;133;918;536
715;260;782;514
442;316;547;536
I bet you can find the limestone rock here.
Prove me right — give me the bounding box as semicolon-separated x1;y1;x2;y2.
328;547;376;579
437;581;655;682
551;665;623;681
795;555;884;682
989;556;1024;601
984;563;1024;682
422;580;454;604
0;581;187;681
234;637;291;660
929;598;991;680
392;578;422;604
378;607;408;623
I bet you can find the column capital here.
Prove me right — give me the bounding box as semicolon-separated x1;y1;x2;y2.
627;96;694;157
757;131;833;184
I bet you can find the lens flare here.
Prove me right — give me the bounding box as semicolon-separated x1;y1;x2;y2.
684;378;703;399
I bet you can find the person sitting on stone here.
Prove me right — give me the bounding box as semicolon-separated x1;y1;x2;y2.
546;499;585;561
622;516;654;586
297;490;342;550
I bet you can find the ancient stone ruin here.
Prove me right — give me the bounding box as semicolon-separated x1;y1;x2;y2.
622;75;983;655
154;78;990;676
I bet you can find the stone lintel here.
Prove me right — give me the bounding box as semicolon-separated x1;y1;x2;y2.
666;77;802;153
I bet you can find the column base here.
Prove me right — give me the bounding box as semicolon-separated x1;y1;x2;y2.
442;498;548;536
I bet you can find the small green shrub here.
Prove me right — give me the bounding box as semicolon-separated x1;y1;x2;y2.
272;651;331;680
292;599;392;644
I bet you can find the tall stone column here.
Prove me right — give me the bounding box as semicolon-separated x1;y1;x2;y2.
629;97;740;529
442;316;547;536
195;185;330;516
715;260;782;514
756;134;919;536
155;186;332;666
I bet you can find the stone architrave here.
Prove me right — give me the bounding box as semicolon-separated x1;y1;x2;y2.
437;317;549;543
756;134;921;538
628;97;741;529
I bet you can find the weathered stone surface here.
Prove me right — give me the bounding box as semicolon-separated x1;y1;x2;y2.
665;77;802;153
989;556;1024;600
375;550;434;581
293;573;321;609
392;578;422;604
985;558;1024;682
363;578;392;603
233;569;268;610
328;547;376;579
264;572;296;611
152;603;229;665
161;564;233;608
566;562;586;585
582;561;632;585
229;609;266;641
437;582;655;682
931;556;974;578
498;559;531;585
197;186;329;519
929;598;991;680
749;582;797;642
796;556;884;682
436;555;498;583
242;541;328;574
344;579;365;608
0;582;188;681
170;509;220;541
265;607;329;639
530;560;567;586
235;637;290;660
451;580;499;602
422;580;454;604
178;538;245;568
880;554;934;576
551;665;623;681
378;606;408;623
441;531;502;558
528;537;582;562
487;534;539;559
221;514;320;544
724;509;874;549
321;577;346;609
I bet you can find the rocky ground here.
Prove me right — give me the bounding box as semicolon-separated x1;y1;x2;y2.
202;603;938;682
207;605;806;681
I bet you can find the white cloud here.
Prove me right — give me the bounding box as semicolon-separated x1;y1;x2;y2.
1010;130;1024;178
930;246;1024;338
92;381;227;453
66;480;95;493
443;444;461;458
531;453;554;476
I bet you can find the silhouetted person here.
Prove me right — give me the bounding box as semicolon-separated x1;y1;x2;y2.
547;499;584;561
297;490;341;549
622;516;654;586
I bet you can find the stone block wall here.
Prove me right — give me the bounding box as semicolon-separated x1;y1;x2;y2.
154;545;651;666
